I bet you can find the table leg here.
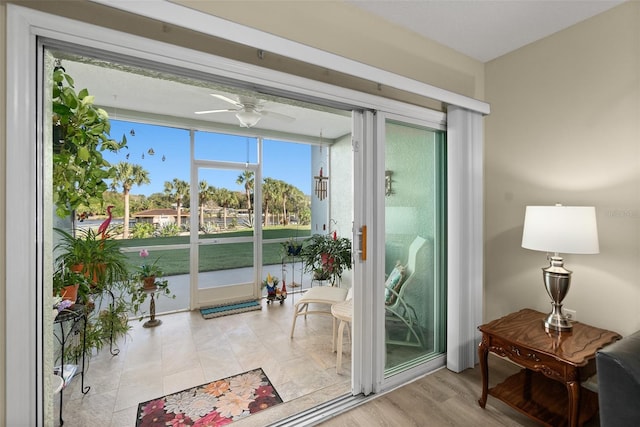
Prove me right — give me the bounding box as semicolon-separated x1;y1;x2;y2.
478;336;489;408
336;319;346;374
566;380;580;427
332;317;337;352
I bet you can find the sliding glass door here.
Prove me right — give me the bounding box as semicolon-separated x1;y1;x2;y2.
382;119;446;375
356;112;447;393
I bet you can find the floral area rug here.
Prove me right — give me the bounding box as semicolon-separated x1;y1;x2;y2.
136;368;283;426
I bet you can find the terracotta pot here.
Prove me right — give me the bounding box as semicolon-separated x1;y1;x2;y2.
142;276;157;290
71;263;106;286
60;284;79;303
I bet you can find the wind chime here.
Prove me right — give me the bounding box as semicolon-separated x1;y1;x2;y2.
122;127;166;162
314;167;328;200
314;132;329;200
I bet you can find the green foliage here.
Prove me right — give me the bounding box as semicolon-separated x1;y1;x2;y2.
53;226;133;362
300;233;352;285
54;227;129;289
158;223;181;237
127;277;175;321
131;222;156;239
63;294;131;362
52;66;127;218
52;264;92;300
201;221;217;234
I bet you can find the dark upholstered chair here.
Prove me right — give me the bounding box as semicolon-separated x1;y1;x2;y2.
596;330;640;427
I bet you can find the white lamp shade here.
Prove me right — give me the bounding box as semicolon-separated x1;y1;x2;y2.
521;205;599;254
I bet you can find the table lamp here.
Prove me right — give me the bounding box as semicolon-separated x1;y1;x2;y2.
521;205;599;331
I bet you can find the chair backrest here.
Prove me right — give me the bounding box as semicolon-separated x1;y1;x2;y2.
385;235;426;307
406;236;427;276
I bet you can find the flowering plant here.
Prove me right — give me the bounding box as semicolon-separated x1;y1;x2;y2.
300;231;352;285
135;249;164;280
52;295;73;313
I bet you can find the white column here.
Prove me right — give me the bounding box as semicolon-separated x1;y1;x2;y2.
446;106;484;372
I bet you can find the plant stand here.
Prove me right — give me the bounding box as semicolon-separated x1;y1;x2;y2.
281;253;302;304
142;288;162;328
54;304;90;426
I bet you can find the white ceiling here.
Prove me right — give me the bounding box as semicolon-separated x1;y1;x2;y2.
348;0;626;62
61;58;353;142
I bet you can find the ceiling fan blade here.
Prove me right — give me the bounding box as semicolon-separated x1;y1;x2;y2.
262;111;296;122
210;94;243;107
194;109;237;115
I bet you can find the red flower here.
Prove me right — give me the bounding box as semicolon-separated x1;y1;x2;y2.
254;385;275;398
248;396;279;413
191;410;232;426
139;410;173;427
141;398;165;416
169;413;194;426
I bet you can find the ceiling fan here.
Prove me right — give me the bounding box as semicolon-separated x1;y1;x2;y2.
194;94;295;128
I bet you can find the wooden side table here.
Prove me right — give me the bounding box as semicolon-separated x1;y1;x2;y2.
478;308;621;427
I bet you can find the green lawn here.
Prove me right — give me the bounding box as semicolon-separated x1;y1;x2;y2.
120;226;310;276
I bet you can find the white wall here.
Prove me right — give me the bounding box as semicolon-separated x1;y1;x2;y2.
330;134;354;287
484;1;640;336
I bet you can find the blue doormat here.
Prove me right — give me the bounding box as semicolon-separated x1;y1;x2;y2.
200;300;262;319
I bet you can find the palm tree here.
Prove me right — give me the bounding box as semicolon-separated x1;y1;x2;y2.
279;181;295;225
164;178;189;229
262;178;279;226
236;170;254;212
110;162;150;239
212;188;238;229
198;181;215;229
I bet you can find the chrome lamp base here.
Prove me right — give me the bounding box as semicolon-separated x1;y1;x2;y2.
542;256;573;332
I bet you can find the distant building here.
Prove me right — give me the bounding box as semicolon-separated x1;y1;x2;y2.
132;209;189;227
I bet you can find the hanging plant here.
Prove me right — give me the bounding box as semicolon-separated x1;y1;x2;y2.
52;63;127;218
300;232;352;285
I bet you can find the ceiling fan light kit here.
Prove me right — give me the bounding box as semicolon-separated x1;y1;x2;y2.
235;110;262;128
195;93;295;128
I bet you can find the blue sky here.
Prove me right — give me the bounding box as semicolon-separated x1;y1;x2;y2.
105;120;311;196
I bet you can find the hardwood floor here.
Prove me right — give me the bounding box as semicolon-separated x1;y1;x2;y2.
319;356;601;427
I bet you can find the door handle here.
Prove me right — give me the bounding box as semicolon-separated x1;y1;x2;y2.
357;225;367;261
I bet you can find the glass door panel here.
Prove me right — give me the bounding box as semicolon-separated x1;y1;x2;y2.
383;120;446;375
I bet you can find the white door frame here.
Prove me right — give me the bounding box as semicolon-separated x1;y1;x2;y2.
5;5;485;424
190;155;262;309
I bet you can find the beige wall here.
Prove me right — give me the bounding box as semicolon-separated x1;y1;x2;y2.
1;0;485;421
174;0;485;102
484;1;640;336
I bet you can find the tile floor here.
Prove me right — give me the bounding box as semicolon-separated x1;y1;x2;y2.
54;292;351;426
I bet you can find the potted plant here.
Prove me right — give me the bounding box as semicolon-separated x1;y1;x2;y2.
300;232;352;286
52;264;93;306
281;237;303;257
128;249;175;323
133;249;164;290
54;227;129;291
52;64;127;218
53;226;133;360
